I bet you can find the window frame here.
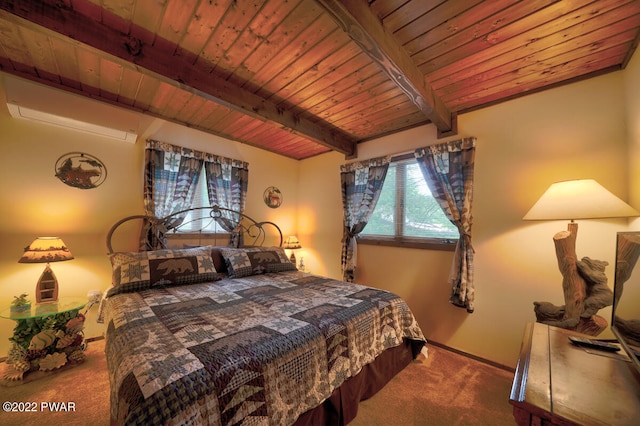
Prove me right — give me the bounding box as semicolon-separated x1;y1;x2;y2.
357;153;458;252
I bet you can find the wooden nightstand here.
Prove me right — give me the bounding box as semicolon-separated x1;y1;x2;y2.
510;322;640;425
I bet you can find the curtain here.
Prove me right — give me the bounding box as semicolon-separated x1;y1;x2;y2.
204;155;249;247
142;139;204;250
415;137;476;312
340;156;390;282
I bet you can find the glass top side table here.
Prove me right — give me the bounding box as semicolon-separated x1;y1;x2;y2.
0;297;86;320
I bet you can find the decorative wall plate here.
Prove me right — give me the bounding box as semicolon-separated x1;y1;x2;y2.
263;186;282;208
54;152;107;189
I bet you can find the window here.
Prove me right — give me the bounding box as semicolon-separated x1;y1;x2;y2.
178;168;217;233
359;155;458;250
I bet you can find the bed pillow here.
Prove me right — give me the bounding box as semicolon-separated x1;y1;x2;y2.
220;246;297;278
109;246;220;294
183;244;228;274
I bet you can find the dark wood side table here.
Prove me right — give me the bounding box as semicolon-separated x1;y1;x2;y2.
510;322;640;425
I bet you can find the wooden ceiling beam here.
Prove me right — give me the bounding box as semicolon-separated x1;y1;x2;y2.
0;1;357;157
316;0;455;136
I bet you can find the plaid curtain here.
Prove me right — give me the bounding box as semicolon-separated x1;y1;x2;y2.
340;156;390;282
142;139;204;250
204;155;249;247
415;137;476;312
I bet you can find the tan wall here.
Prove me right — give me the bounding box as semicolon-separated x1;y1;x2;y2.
299;59;638;368
626;47;640;225
0;72;299;355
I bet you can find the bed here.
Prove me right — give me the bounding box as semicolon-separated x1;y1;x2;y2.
102;207;427;425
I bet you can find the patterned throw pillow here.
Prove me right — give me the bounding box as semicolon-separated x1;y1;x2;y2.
108;246;220;294
220;246;297;278
183;245;228;273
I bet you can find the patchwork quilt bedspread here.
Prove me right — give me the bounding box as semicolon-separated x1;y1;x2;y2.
104;271;426;425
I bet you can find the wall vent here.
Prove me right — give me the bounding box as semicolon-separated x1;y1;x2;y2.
4;75;139;143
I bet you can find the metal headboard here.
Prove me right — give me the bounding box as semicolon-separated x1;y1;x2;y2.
106;205;283;254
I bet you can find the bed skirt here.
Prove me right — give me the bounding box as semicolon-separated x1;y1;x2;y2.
294;338;425;425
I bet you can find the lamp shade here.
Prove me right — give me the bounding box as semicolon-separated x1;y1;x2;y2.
18;237;74;263
523;179;639;221
283;236;302;249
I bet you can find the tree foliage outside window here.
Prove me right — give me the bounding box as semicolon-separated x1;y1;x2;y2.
360;158;459;247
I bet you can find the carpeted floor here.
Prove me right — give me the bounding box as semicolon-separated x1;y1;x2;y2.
0;338;110;426
350;345;516;426
0;339;515;425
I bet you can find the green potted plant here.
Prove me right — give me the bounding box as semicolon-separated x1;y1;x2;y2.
10;293;31;314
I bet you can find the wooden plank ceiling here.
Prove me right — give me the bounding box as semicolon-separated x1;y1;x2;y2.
0;0;639;160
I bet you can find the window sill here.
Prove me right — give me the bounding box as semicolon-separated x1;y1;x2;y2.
357;236;457;251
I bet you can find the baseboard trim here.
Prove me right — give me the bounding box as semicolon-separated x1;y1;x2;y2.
427;339;515;373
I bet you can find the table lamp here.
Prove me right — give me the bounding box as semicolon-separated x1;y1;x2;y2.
523;179;639;222
283;236;302;264
523;179;639;334
18;237;74;303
